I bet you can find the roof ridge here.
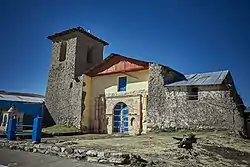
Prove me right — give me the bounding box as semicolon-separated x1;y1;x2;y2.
0;91;45;98
47;27;109;45
165;70;230;87
184;69;229;76
110;53;150;64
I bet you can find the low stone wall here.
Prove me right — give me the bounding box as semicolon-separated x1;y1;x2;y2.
0;139;148;166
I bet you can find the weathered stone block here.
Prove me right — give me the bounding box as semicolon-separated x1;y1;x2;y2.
18;145;25;150
51;146;61;152
87;156;99;163
45;150;59;156
64;147;74;154
108;157;126;164
86;150;98;157
38;149;46;154
98;159;109;164
74;153;86;160
78;148;87;154
110;152;130;158
61;147;66;153
9;145;17;150
97;151;105;157
58;153;67;158
24;146;33;152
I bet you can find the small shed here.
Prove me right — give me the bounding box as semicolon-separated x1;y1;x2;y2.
0;91;44;130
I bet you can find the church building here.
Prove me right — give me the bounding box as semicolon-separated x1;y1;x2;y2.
45;27;245;135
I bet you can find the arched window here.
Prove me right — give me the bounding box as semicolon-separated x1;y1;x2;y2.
131;117;135;126
59;41;67;61
106;118;109;125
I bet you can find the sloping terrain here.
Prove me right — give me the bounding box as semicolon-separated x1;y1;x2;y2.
43;130;250;167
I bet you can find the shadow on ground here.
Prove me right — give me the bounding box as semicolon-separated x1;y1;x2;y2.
202;145;250;166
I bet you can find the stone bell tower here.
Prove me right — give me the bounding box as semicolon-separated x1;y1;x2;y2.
45;27;109;129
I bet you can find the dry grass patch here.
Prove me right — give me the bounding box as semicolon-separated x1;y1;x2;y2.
42;125;81;134
68;130;250;167
75;133;175;155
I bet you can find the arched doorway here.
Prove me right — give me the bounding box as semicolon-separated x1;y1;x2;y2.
113;102;129;133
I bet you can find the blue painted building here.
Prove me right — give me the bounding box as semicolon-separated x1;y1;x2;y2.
0;91;44;127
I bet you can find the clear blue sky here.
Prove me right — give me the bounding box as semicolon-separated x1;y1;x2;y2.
0;1;249;106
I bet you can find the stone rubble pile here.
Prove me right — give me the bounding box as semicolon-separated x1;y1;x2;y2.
0;139;149;167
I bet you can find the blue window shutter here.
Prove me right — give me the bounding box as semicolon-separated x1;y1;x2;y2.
118;77;127;91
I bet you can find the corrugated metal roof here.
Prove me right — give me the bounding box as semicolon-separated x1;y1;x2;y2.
245;108;250;113
0;93;44;104
165;70;229;87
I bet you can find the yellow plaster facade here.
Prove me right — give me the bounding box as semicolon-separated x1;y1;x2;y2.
92;69;149;95
82;69;149;135
82;75;92;130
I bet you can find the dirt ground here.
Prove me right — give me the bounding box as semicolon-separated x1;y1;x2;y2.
43;130;250;167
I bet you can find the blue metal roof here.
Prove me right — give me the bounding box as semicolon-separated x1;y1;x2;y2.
165;70;229;87
0;93;44;104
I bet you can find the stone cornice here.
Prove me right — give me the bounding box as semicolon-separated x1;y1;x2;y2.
105;90;148;98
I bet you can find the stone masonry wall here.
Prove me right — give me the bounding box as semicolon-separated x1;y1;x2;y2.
147;63;167;130
45;38;84;129
148;63;244;133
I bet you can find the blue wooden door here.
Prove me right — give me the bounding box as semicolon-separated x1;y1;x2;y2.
113;102;128;133
122;109;128;133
